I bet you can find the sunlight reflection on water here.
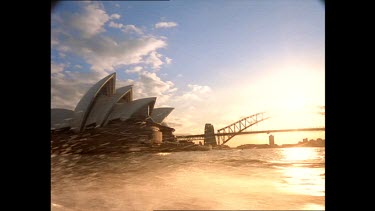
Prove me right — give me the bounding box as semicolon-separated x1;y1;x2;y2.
277;147;325;197
51;147;325;210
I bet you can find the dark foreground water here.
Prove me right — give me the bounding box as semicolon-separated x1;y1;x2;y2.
51;147;325;210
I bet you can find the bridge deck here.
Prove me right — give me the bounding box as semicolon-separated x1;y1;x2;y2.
176;127;325;141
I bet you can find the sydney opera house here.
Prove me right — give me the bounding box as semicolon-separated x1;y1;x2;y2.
51;73;176;154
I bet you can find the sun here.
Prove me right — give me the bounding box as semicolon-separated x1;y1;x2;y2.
250;65;324;130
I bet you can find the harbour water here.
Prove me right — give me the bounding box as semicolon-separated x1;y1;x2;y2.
51;147;325;210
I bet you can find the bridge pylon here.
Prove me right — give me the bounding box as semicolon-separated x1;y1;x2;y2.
204;123;217;146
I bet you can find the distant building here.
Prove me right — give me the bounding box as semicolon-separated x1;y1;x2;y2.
316;138;324;146
269;135;275;146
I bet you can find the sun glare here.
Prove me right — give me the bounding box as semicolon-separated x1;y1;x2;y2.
281;147;318;162
248;65;324;130
277;148;325;197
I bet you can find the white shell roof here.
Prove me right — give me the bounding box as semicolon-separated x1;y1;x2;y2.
85;85;133;127
51;73;175;133
150;107;174;124
107;97;156;122
71;73;116;132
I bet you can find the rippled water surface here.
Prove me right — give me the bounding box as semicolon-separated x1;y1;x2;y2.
51;147;325;210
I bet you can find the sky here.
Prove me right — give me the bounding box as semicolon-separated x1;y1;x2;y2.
51;0;325;147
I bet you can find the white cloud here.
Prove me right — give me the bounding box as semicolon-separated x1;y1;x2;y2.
108;21;143;34
59;52;66;58
69;2;110;38
110;13;121;19
145;51;164;70
177;74;183;78
51;62;65;74
122;25;143;35
52;2;169;75
55;44;71;53
168;87;178;93
75;64;82;69
132;71;177;106
165;57;172;64
137;71;175;95
155;21;178;29
125;66;143;73
175;84;212;103
187;84;212;94
108;21;123;28
155;83;214;134
51;39;59;47
179;92;201;101
51;71;105;109
116;78;134;88
54;35;167;74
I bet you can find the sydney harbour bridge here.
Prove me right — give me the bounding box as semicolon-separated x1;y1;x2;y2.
176;112;325;145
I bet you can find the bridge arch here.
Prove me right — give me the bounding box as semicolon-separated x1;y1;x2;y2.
217;112;270;145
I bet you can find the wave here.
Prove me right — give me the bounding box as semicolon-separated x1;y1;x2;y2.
211;158;325;169
268;162;325;169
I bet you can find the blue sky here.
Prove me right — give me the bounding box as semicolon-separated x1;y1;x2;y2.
51;0;325;146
